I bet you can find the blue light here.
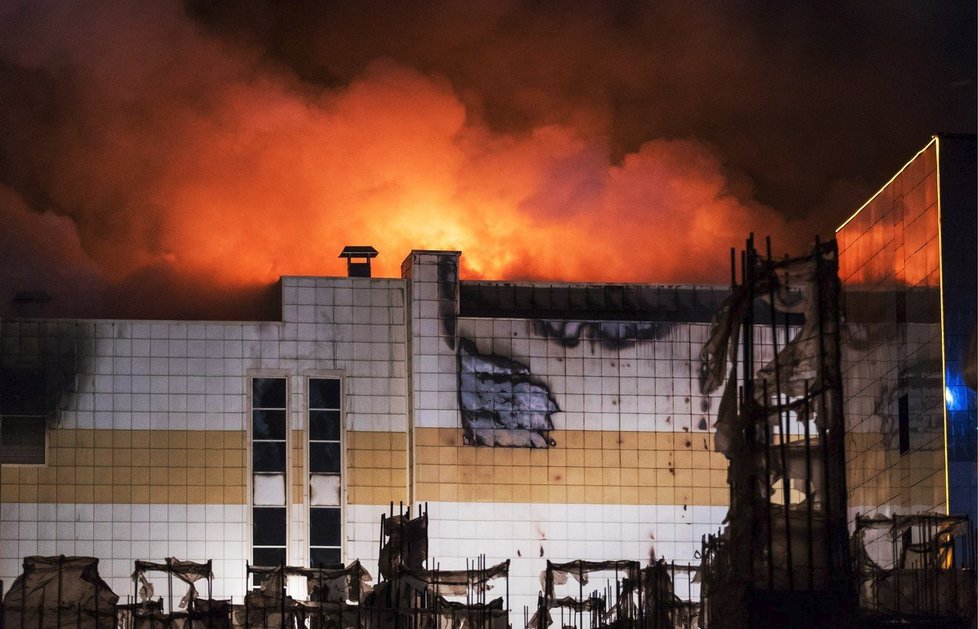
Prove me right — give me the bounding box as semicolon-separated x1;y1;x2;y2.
945;386;955;407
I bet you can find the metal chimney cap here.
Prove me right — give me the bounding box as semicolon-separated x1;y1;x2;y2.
339;246;379;259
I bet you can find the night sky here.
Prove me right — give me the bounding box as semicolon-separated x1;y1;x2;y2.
0;0;974;319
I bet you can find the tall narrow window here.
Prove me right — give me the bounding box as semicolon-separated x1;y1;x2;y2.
252;377;288;577
898;393;910;454
309;378;342;567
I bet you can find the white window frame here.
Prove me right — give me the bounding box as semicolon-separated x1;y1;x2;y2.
247;373;291;582
305;373;345;568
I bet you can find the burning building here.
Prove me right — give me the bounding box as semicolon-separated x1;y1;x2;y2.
0;135;973;627
0;247;734;622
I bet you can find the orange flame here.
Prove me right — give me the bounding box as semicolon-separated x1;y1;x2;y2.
0;2;813;318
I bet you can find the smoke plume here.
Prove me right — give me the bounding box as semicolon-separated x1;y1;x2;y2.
0;0;973;318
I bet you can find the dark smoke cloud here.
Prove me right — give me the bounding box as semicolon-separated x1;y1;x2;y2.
0;0;973;319
188;0;976;218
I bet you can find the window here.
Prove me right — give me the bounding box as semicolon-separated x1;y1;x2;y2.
898;393;910;454
0;416;46;464
308;378;342;567
0;367;47;464
251;378;288;578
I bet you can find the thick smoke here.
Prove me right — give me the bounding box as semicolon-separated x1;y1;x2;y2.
0;0;973;319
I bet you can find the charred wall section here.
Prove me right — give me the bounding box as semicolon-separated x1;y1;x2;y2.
0;320;89;423
0;320;91;463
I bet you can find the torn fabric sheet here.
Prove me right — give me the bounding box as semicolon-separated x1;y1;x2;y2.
132;558;212;609
3;556;118;629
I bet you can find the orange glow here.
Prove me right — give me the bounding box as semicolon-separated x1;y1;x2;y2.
0;3;814;318
836;140;941;289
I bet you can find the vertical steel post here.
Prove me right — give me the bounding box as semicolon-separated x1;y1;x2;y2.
803;381;814;590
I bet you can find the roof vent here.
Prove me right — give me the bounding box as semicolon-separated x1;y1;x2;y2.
338;246;379;278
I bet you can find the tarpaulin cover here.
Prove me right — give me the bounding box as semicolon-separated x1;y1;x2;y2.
3;555;118;629
306;562;373;603
233;590;299;629
132;558;212;610
428;596;508;629
245;561;372;603
125;603;231;629
534;560;698;629
237;562;372;629
399;560;509;596
133;559;212;583
527;596;607;629
378;514;428;579
293;601;364;629
699;241;843;454
541;560;641;599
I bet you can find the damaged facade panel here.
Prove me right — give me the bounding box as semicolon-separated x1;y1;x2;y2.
532;320;673;351
0;320;86;422
696;238;855;627
457;338;558;448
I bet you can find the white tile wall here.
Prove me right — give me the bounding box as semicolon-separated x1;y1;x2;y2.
416;501;725;626
0;277;410;600
5;279;409;436
0;503;248;604
404;252;461;431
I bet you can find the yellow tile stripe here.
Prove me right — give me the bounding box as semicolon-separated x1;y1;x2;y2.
0;429;408;506
0;429;246;504
13;427;936;510
413;428;729;506
344;431;407;505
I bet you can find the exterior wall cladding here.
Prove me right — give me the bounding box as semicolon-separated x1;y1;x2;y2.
837;134;977;529
0;255;737;614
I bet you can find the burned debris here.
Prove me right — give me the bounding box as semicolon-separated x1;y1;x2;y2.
853;513;977;626
531;559;699;629
696;237;857;627
695;236;977;627
0;504;707;629
365;503;510;629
